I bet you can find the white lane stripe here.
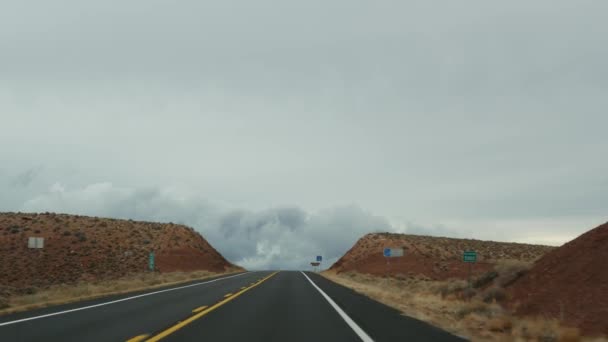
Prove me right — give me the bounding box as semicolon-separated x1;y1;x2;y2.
300;272;374;342
0;272;250;327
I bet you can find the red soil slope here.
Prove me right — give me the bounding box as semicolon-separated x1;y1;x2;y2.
0;212;238;290
330;233;552;280
508;222;608;336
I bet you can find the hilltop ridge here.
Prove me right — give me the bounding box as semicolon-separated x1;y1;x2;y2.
0;212;239;290
330;232;553;280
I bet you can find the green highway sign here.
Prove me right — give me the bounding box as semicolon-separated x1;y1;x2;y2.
148;251;155;271
463;250;477;263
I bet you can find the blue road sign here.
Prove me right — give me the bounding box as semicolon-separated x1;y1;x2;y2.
383;248;391;257
316;255;322;262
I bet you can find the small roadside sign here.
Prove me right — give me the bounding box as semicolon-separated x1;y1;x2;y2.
463;250;477;292
148;252;155;271
28;237;44;249
311;262;320;267
463;250;477;263
383;248;404;257
316;255;322;262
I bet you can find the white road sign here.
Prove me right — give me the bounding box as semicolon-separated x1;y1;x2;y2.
28;237;44;249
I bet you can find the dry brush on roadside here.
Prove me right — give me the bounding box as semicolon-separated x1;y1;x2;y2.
0;267;243;316
322;263;607;342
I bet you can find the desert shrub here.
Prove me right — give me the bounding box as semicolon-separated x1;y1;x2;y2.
456;301;492;318
515;319;565;342
462;287;477;300
537;327;559;342
62;231;72;236
146;278;162;286
436;279;468;298
558;327;580;342
483;286;506;303
25;287;37;295
75;231;87;242
473;271;498;288
394;273;408;281
495;259;532;287
0;297;9;309
457;301;504;319
488;316;513;332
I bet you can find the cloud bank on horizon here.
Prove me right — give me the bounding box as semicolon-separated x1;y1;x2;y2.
1;1;607;269
13;181;394;270
1;180;605;270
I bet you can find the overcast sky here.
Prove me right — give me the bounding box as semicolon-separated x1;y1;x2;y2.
1;0;607;269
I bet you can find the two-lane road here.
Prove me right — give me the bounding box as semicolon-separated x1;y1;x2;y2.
0;271;465;342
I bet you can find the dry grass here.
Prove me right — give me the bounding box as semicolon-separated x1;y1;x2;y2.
323;270;606;342
0;267;243;316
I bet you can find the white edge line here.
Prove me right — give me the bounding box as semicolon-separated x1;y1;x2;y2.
301;271;374;342
0;272;250;327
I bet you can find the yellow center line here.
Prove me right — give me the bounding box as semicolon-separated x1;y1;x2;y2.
126;334;150;342
191;306;208;313
223;293;233;298
240;287;246;289
145;272;279;342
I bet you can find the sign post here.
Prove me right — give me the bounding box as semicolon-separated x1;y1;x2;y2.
310;262;320;272
148;251;155;272
463;250;477;290
313;256;322;272
383;247;404;276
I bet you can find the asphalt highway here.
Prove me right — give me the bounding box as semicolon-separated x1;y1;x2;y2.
0;271;465;342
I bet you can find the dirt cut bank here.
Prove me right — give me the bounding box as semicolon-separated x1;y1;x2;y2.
330;232;553;281
509;221;608;336
0;212;239;291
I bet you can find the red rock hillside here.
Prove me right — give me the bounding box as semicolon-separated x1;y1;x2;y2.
330;233;553;280
0;212;239;289
508;222;608;336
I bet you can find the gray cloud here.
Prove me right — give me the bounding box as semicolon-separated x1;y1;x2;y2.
11;166;43;187
1;0;607;266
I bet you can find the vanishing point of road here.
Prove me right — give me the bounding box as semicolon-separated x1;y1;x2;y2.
0;271;464;342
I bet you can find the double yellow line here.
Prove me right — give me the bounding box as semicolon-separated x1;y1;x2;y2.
139;272;278;342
